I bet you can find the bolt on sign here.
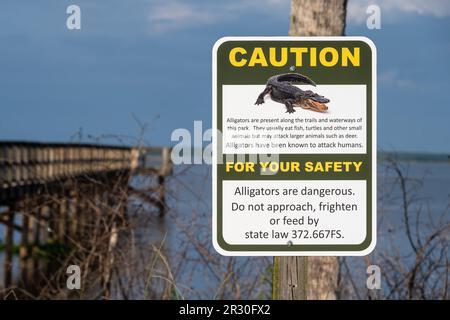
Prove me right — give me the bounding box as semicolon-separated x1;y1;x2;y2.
212;37;377;256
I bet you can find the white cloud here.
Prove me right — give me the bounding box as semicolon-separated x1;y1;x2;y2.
148;2;219;33
348;0;450;24
147;0;290;33
379;70;416;89
147;0;450;33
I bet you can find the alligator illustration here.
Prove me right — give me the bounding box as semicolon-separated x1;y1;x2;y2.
254;73;329;113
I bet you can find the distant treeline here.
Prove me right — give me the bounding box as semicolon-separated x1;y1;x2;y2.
378;151;450;163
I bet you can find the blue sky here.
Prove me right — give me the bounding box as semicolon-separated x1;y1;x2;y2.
0;0;449;153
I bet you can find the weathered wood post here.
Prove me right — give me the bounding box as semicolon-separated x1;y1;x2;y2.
157;147;171;217
26;203;35;285
69;192;78;241
58;198;67;244
39;202;52;279
157;175;166;217
39;204;49;245
30;203;42;285
101;187;115;299
273;0;346;300
102;221;117;300
273;256;308;300
3;209;14;288
76;193;86;242
49;200;59;242
19;199;31;286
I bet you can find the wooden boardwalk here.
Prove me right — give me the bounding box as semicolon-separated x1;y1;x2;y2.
0;141;172;295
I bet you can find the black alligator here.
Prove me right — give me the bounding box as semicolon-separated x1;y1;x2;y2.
255;73;330;113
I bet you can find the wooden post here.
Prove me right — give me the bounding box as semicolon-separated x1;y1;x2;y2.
3;209;14;288
39;204;50;280
32;203;41;283
102;221;118;300
93;187;102;236
76;196;86;242
26;205;35;286
49;200;59;242
58;198;67;244
157;147;171;217
33;205;41;246
47;199;59;276
157;175;166;217
273;257;308;300
69;194;78;241
39;205;48;244
273;0;345;300
19;204;30;286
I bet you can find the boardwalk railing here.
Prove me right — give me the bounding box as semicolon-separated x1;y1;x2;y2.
0;142;172;200
0;141;172;294
0;142;138;189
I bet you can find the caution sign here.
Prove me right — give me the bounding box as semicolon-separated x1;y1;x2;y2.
212;37;376;256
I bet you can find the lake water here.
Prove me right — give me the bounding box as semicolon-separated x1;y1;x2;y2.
139;159;449;298
1;159;449;299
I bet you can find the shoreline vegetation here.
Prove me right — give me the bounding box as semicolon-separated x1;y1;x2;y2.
0;154;448;299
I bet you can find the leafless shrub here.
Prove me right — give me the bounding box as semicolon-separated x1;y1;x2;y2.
338;157;450;300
